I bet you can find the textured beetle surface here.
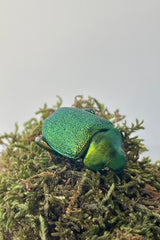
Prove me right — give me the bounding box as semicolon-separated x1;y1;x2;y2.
35;107;126;173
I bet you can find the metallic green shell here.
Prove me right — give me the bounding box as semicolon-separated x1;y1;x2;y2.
42;107;113;159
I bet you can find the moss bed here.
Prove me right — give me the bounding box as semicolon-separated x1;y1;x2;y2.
0;96;160;240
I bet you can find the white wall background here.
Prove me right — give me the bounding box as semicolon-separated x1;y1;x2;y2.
0;0;160;161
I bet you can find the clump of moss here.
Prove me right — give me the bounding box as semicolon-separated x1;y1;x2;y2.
0;95;160;240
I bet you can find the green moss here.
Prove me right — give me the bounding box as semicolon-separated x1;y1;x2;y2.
0;95;160;240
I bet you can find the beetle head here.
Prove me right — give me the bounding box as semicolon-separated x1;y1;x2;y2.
84;128;126;173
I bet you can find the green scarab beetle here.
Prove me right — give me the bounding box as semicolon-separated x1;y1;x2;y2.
35;107;126;173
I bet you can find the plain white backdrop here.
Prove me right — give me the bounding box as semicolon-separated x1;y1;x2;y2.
0;0;160;161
